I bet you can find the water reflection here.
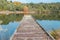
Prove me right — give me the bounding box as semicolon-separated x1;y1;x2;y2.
37;20;60;32
0;25;7;32
0;15;60;40
0;21;19;40
0;14;23;25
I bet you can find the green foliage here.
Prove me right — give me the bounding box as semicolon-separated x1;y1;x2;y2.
0;0;60;11
30;3;60;20
27;3;60;13
0;0;7;10
0;14;23;25
0;0;24;11
50;29;60;40
32;13;60;20
15;4;24;11
0;1;60;20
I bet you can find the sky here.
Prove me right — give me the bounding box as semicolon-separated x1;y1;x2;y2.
10;0;60;3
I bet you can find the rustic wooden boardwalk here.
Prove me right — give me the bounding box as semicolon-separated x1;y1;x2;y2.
11;15;54;40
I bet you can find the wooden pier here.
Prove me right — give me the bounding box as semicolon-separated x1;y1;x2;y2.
10;6;55;40
10;15;54;40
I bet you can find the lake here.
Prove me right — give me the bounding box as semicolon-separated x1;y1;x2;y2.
37;20;60;32
0;20;60;40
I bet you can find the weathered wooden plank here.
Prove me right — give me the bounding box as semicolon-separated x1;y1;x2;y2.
11;15;54;40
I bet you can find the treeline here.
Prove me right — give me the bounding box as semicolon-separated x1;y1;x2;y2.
0;0;60;20
0;0;24;11
27;3;60;20
27;3;60;14
28;3;60;11
0;0;60;12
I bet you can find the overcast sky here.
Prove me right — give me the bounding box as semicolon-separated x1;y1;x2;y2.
10;0;60;3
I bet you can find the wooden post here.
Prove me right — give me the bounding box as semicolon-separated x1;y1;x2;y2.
23;6;29;15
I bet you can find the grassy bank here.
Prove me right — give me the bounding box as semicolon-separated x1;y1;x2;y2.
50;29;60;40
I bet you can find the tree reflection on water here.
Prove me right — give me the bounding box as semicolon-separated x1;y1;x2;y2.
0;14;23;25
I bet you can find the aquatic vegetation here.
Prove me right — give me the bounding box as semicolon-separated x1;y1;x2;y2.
50;29;60;40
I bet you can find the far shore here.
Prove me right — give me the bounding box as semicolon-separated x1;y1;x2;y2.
0;11;35;15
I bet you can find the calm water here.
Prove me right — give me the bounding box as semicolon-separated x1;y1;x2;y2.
0;21;20;40
37;20;60;32
0;20;60;40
